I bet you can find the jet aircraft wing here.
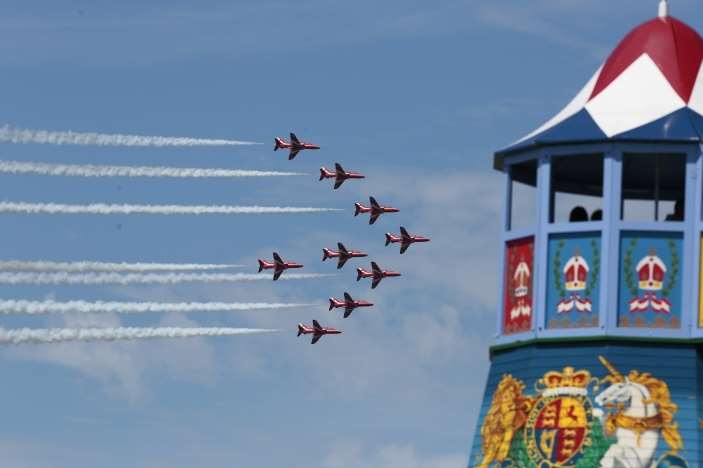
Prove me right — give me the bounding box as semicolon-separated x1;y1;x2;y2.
371;277;381;289
400;227;410;239
335;163;345;175
333;178;344;189
371;262;381;274
288;148;300;160
400;243;410;254
337;243;349;255
273;252;284;264
369;212;380;224
273;269;283;281
343;308;353;318
369;197;381;210
290;133;301;145
312;319;322;330
343;292;353;302
337;256;348;269
311;334;322;344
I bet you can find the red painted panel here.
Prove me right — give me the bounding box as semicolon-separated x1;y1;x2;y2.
503;237;534;335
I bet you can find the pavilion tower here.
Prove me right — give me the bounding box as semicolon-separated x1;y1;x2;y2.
469;2;703;467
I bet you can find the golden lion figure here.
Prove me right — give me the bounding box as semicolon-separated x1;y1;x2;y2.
478;374;533;468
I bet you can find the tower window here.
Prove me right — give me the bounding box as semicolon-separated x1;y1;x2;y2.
621;153;685;222
549;154;604;223
508;159;537;231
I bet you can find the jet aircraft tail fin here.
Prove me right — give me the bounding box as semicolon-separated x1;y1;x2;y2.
257;260;265;273
319;168;326;181
354;203;363;217
356;267;363;282
297;324;304;337
274;137;283;151
385;233;392;246
322;248;331;261
329;298;335;311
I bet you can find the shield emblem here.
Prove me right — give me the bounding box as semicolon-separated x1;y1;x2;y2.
525;395;592;466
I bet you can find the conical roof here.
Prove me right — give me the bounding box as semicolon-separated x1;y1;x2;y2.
497;10;703;163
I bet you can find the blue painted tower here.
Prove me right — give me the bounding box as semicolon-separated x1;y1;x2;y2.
469;2;703;467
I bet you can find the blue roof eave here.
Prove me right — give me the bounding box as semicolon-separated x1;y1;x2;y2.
493;108;703;171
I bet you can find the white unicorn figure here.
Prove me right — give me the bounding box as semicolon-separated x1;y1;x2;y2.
595;377;659;467
594;356;683;468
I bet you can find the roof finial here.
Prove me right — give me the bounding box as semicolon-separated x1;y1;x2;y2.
659;0;669;18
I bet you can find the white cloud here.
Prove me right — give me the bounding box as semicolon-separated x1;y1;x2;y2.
322;440;466;468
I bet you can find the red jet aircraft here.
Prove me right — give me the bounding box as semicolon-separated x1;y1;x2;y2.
319;163;365;189
257;252;303;280
385;227;431;254
356;261;401;289
274;133;320;160
354;197;399;225
297;319;342;344
329;292;374;318
322;242;368;269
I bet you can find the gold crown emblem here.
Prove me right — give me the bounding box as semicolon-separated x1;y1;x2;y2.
539;366;591;389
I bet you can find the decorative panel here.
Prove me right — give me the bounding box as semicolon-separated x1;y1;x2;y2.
503;237;534;335
618;232;682;329
546;232;601;329
469;343;698;467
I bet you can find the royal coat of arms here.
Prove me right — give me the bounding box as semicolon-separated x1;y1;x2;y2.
476;357;686;468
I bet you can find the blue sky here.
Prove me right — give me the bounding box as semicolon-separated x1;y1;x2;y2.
0;1;702;467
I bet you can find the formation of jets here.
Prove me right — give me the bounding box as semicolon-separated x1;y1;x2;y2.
267;132;429;343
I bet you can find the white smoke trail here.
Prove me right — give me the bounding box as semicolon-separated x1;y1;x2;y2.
0;202;342;216
0;125;259;147
0;300;313;315
0;327;281;345
0;160;303;178
0;260;241;272
0;272;331;285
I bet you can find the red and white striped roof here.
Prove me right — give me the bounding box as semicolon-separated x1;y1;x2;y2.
499;2;703;158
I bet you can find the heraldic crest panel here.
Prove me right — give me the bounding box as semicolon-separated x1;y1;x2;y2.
618;232;682;329
503;237;534;335
546;233;601;329
470;344;696;468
